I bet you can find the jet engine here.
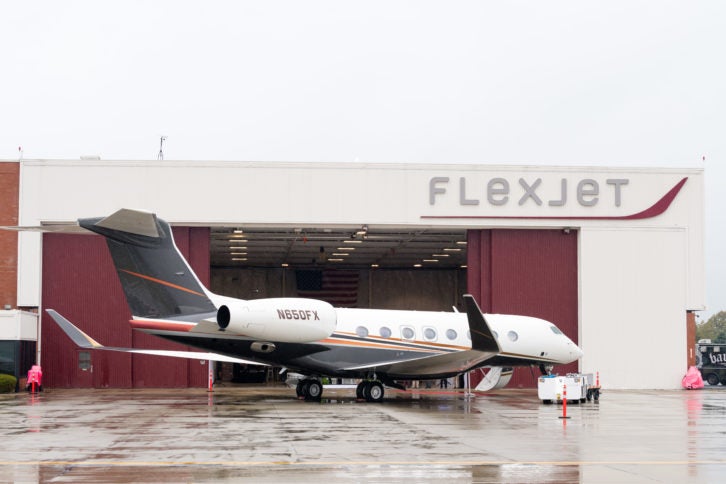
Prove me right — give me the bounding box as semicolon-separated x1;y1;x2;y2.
216;298;337;343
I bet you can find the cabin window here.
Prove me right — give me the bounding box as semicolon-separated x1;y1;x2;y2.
379;326;392;338
356;326;369;338
466;330;471;340
446;329;457;340
423;327;437;341
550;326;563;335
507;330;519;342
492;330;498;339
401;327;415;340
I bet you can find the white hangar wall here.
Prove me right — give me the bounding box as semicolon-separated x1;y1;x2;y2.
580;227;689;388
16;160;705;389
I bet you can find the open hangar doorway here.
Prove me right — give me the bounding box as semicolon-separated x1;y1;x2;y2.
208;225;578;388
39;223;577;389
209;224;469;385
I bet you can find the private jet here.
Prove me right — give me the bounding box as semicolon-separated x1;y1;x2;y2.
43;209;583;402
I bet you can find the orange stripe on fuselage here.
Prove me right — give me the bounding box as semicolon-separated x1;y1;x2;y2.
332;331;469;352
128;322;469;354
321;336;452;354
119;269;206;297
129;319;195;332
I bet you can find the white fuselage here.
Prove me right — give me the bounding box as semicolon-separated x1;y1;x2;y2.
333;307;582;366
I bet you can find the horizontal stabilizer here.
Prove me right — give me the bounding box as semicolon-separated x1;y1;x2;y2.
0;209;159;237
94;208;160;238
0;223;88;233
46;309;266;365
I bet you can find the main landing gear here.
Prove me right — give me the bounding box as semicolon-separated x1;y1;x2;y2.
295;377;386;403
296;378;323;401
356;380;385;403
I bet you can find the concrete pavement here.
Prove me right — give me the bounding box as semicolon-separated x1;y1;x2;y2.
1;385;725;483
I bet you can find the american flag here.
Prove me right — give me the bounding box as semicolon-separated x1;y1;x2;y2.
295;270;359;307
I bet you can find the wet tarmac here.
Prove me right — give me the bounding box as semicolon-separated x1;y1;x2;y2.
1;385;725;483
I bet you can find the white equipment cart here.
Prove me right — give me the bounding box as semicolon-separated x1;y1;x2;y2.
538;373;598;404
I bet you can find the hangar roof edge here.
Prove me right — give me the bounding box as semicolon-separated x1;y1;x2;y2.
7;158;705;175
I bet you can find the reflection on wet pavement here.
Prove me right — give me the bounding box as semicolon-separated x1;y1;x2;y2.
1;386;725;482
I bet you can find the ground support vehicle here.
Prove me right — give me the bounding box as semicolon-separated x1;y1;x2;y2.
538;373;598;404
697;341;726;386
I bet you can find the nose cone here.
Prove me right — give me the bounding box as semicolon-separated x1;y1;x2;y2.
569;341;584;361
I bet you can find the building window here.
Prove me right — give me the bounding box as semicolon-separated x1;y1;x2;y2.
78;351;92;371
0;341;15;376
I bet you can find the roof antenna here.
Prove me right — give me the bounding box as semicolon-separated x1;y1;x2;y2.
157;136;167;160
18;146;23;161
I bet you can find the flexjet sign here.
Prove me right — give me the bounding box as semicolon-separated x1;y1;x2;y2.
424;175;689;220
428;176;630;208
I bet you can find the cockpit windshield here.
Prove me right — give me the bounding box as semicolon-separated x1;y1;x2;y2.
550;326;563;335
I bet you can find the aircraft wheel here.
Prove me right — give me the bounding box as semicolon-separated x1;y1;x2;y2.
298;380;311;399
365;381;384;403
356;381;368;400
305;380;323;401
295;380;306;398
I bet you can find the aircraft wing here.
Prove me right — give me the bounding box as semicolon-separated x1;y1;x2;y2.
46;309;267;366
341;349;497;376
342;295;501;376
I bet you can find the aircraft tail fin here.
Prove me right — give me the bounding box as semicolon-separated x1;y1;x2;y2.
79;209;217;319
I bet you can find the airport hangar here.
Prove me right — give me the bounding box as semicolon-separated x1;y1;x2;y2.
0;159;704;390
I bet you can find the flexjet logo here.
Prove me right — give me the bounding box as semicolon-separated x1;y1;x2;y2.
277;309;320;321
423;175;688;221
429;177;629;208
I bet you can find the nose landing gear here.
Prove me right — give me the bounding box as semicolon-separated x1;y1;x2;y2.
539;364;554;376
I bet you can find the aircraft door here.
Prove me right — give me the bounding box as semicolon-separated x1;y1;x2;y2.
75;349;94;388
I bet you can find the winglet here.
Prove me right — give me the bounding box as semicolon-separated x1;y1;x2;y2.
46;309;104;348
463;294;501;353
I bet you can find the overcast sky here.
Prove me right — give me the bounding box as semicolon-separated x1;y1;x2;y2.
2;1;724;318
